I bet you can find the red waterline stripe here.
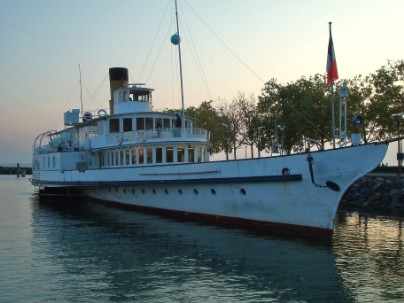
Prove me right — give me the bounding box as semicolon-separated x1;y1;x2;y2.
90;197;333;240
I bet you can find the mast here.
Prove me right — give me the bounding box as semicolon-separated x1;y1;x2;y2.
327;22;339;149
172;0;185;126
79;64;83;119
329;23;336;149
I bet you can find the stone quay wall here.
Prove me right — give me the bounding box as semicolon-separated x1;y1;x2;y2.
340;174;404;216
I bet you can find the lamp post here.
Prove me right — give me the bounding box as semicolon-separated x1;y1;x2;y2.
392;112;403;175
257;126;264;158
339;80;348;147
278;122;286;155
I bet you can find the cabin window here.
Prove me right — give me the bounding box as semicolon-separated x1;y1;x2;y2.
188;146;195;162
119;150;124;166
52;156;56;168
166;147;174;163
145;118;153;130
109;119;120;133
156;147;163;163
115;151;119;166
163;118;170;128
155;118;163;129
123;118;132;132
100;152;105;167
146;148;153;164
197;147;203;162
125;150;130;165
132;148;137;164
138;147;144;164
136;118;145;130
177;146;185;162
111;152;114;166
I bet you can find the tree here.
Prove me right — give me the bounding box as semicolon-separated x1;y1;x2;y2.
185;100;223;154
217;98;243;159
366;60;404;140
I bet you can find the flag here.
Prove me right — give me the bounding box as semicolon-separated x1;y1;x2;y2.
326;31;338;85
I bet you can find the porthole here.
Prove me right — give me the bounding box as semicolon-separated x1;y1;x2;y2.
211;188;216;195
178;189;183;195
193;189;199;195
240;188;246;195
282;167;290;175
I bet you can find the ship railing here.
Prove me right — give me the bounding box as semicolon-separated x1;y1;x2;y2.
105;127;209;145
32;130;58;155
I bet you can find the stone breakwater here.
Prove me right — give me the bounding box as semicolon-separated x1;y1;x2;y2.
340;175;404;216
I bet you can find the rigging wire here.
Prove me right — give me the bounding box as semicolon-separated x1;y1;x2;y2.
178;3;212;101
182;0;324;137
82;73;109;111
50;80;80;129
183;0;266;85
137;0;171;82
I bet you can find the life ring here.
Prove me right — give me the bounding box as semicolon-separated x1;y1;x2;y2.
98;109;107;117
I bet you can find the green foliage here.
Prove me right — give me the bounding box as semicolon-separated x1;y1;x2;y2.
183;60;403;157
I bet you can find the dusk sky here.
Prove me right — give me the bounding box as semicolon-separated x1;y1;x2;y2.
0;0;403;164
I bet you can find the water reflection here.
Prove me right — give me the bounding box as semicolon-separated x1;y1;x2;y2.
31;196;351;303
334;212;404;302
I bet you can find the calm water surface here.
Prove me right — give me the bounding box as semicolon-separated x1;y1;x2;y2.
0;175;403;303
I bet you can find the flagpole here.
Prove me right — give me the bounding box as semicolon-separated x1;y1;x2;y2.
329;22;336;149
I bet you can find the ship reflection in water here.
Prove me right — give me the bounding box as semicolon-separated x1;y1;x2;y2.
30;196;403;303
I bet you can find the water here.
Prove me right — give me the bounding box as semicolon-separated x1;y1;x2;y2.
0;175;403;303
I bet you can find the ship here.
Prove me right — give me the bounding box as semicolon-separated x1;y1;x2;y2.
31;3;392;239
31;64;392;238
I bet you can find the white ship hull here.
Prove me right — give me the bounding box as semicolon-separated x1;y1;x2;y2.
32;142;388;238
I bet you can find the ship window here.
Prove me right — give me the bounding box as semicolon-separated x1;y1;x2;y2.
177;146;185;162
178;189;183;195
152;189;156;195
119;150;124;165
52;156;56;168
115;151;119;166
142;189;145;194
155;118;163;129
163;118;170;128
125;150;130;165
166;147;173;163
188;146;195;162
109;119;120;133
156;148;163;163
211;188;216;195
132;148;138;164
146;148;153;164
193;189;199;195
164;189;169;194
138;147;144;164
145;118;153;130
123;118;132;132
240;188;246;195
197;147;203;162
136;118;145;130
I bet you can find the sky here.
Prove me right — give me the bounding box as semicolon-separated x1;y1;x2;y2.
0;0;403;165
